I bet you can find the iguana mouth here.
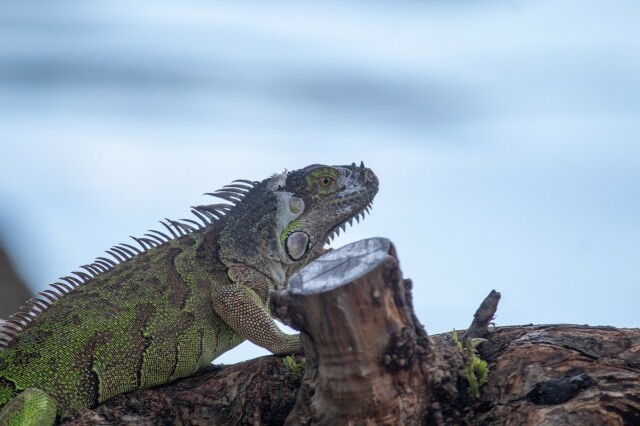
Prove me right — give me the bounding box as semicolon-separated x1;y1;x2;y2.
324;201;374;246
323;162;378;245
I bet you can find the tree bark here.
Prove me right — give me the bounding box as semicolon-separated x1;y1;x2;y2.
61;356;303;425
446;324;640;424
61;238;640;425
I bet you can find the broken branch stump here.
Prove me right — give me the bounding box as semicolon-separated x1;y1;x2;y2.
271;237;458;425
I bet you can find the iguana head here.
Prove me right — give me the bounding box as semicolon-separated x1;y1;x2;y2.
277;162;378;265
217;162;378;286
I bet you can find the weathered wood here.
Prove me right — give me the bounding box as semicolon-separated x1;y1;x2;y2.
463;289;501;340
433;324;640;425
271;237;459;425
60;356;302;425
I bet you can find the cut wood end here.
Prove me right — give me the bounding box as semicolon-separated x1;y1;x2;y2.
289;237;395;295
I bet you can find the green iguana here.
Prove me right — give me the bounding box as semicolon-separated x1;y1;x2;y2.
0;162;378;425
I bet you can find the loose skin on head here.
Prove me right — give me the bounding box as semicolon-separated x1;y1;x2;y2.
0;163;378;425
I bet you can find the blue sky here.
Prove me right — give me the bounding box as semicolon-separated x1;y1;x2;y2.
0;1;638;364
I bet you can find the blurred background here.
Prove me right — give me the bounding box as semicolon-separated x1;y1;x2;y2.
0;1;638;364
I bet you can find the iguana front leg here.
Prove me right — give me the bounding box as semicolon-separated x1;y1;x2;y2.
212;274;301;355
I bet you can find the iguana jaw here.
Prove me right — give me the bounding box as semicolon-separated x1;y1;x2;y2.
324;200;374;245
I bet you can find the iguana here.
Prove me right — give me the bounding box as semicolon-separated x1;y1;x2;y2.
0;162;378;425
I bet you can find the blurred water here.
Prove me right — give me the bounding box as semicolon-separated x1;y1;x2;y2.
0;1;639;364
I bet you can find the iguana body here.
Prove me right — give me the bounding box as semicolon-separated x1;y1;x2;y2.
0;163;378;425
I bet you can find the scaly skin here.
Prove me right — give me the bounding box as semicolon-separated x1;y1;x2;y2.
0;163;378;424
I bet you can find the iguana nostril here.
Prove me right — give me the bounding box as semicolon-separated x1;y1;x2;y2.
365;169;376;183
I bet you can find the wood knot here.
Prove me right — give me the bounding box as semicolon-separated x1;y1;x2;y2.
383;327;416;370
526;368;596;405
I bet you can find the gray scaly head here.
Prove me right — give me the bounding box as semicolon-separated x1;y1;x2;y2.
217;162;379;289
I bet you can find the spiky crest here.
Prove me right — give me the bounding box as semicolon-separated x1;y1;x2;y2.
0;178;259;349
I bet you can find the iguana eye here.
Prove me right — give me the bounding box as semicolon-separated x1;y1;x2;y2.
318;176;334;187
